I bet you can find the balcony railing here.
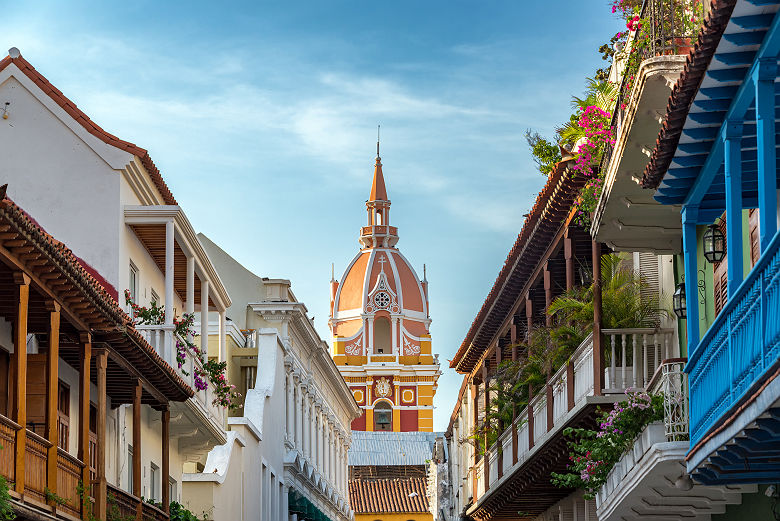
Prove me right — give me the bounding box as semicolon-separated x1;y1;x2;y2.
0;413;116;520
688;230;780;447
479;327;674;500
136;325;225;426
108;483;168;521
601;0;700;172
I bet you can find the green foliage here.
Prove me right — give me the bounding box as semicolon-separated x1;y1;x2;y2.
170;501;209;521
44;487;69;507
551;390;664;498
556;78;618;149
106;492;135;521
478;254;666;450
77;480;97;521
0;476;15;521
525;130;561;176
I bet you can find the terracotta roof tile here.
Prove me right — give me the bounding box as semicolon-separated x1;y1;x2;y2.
0;191;193;400
450;160;585;372
349;478;429;514
0;54;177;206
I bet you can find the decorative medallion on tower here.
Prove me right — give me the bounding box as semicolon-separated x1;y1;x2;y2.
375;377;392;399
328;138;441;432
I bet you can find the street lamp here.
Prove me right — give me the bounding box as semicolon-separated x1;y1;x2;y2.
673;282;686;319
703;224;725;263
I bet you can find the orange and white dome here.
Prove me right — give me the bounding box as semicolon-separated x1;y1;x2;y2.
328;152;430;338
329;148;439;433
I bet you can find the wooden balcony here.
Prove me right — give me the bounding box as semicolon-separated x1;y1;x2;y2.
107;483;168;521
687;230;780;483
470;328;674;521
0;412;170;521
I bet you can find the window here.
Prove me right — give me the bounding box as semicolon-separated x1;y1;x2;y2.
373;317;391;354
129;261;139;304
57;381;70;450
169;477;177;504
374;401;392;431
150;462;159;502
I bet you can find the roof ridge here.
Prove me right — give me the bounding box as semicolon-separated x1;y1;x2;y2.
0;53;177;206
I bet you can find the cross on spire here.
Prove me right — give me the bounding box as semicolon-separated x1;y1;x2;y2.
377;254;387;272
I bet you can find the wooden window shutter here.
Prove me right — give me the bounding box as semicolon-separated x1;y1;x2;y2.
57;381;70;450
749;208;760;266
713;213;728;316
26;354;47;436
637;252;660;303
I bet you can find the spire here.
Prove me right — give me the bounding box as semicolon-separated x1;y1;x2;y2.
369;125;388;202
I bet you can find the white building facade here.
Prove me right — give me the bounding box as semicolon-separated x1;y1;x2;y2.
0;49;232;514
183;236;360;521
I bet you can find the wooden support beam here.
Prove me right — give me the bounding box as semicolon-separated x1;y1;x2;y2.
565;235;575;291
592;241;604;396
525;296;533;338
471;382;479;495
482;364;490;489
78;333;91;519
544;263;552;327
162;406;170;513
133;379;142;500
46;302;61;503
94;348;108;520
13;272;30;495
566;360;575;412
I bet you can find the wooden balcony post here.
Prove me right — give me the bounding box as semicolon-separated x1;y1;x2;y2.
94;349;108;520
525;296;533;337
46;301;61;503
566;360;575;412
544;263;552;327
470;381;478;494
527;385;534;450
133;380;142;500
162;406;170;513
482;364;489;489
13;272;30;495
565;235;575;291
495;346;503;478
511;342;518;465
724;121;744;296
755;58;778;251
546;383;554;432
78;333;91;515
592;241;604;396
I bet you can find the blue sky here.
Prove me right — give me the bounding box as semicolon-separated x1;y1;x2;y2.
6;1;622;431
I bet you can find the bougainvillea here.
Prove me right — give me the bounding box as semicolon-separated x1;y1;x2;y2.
550;389;663;498
125;290;241;409
571;105;614;227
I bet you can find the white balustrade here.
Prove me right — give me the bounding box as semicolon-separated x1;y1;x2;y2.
573;333;595;404
531;394;547;444
603;328;674;393
134;324;225;427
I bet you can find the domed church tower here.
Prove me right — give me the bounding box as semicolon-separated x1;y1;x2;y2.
329;146;441;432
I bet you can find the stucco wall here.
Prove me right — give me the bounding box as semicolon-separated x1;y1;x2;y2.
0;75;122;288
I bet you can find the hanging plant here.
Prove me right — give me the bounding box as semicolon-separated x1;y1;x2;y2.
125;290;242;410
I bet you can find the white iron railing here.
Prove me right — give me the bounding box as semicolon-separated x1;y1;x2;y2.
603;328;675;392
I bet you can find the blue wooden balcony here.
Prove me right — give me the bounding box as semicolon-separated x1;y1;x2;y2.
686;230;780;483
642;0;780;484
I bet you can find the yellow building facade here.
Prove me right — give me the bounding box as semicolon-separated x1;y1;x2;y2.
330;151;440;432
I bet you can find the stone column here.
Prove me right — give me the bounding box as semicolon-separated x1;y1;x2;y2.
294;378;303;449
285;372;293;447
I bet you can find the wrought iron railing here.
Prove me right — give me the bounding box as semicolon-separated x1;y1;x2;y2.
600;0;702;173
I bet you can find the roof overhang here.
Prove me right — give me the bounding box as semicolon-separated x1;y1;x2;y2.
591;56;687;253
124;205;231;311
